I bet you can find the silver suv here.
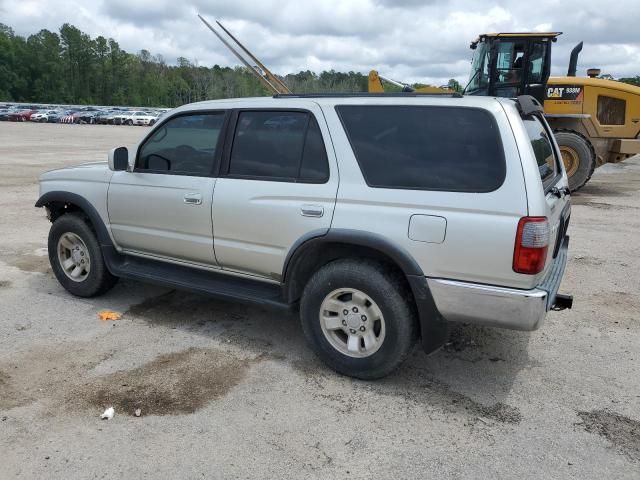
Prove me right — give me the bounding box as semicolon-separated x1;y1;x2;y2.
36;94;572;379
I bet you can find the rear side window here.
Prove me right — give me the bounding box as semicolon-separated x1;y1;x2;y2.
299;117;330;183
228;111;329;183
522;116;558;189
336;106;505;192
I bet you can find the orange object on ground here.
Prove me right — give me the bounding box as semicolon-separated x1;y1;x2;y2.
98;310;122;321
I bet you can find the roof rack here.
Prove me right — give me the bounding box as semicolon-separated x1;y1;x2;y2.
273;92;464;99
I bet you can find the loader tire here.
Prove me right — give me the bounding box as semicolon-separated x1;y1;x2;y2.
554;130;596;192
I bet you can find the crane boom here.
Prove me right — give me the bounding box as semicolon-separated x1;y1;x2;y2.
214;20;291;94
197;14;290;95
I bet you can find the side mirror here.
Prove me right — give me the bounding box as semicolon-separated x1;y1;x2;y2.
108;147;129;171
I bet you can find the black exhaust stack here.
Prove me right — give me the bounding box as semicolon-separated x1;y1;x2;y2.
567;41;583;77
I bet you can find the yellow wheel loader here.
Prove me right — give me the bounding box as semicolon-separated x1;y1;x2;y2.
370;33;640;191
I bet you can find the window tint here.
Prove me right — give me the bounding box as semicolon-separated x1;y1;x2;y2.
597;96;625;125
299;117;330;183
228;111;329;183
137;113;224;176
337;106;505;192
523;116;558;188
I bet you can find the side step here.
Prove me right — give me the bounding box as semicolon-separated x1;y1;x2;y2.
105;249;289;309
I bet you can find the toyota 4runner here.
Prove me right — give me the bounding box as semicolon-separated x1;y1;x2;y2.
36;93;572;379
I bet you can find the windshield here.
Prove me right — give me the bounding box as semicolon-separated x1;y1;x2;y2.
466;41;490;94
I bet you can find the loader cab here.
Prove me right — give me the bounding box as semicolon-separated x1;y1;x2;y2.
465;33;560;103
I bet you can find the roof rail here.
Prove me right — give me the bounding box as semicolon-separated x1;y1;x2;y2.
273;92;464;99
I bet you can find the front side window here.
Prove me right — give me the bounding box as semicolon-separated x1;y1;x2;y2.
227;111;329;183
337;105;505;192
137;112;224;176
523;116;559;189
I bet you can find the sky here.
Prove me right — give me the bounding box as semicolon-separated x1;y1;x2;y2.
1;0;639;86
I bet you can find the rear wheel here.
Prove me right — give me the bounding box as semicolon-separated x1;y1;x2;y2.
300;259;417;379
48;214;118;297
554;131;596;192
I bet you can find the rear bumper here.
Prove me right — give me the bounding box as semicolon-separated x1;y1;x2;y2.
427;236;570;331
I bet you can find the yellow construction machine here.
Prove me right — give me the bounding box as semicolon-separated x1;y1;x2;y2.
371;33;640;190
368;71;450;94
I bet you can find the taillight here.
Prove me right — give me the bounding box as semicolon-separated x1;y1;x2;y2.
513;217;549;274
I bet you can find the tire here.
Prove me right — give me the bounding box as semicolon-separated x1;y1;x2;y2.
149;120;156;126
48;213;118;297
126;119;133;126
554;131;596;192
300;259;418;379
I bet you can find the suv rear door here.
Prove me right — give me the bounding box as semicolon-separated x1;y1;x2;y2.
521;113;570;274
212;104;338;279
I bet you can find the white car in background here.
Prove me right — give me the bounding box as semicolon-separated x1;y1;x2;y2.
123;111;157;126
30;110;60;122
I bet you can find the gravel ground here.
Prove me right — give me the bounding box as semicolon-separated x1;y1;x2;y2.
0;121;638;479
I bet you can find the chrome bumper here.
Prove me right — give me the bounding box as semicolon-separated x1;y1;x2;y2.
427;237;569;331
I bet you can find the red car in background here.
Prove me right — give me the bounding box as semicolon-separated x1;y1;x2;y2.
8;109;37;122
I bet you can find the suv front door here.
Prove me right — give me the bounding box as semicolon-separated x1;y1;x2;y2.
108;111;227;265
212;106;338;279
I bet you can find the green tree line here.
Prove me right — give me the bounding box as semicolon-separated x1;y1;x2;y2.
0;23;372;107
2;23;637;107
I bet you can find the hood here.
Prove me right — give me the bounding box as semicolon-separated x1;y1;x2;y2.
39;160;113;184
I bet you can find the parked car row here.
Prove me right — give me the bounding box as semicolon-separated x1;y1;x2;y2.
0;104;170;126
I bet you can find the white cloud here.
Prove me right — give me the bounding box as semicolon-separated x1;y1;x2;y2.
1;0;639;86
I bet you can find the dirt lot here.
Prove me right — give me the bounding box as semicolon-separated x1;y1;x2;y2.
0;121;638;479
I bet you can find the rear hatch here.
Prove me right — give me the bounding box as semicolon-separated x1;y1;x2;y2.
520;110;571;288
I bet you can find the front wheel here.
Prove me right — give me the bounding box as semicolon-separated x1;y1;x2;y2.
554;131;596;192
126;119;133;126
300;259;417;379
48;213;118;297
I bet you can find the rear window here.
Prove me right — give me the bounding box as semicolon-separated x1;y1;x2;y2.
336;105;505;192
522;116;558;189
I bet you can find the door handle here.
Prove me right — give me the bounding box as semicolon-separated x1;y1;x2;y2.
183;193;202;205
301;205;324;217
